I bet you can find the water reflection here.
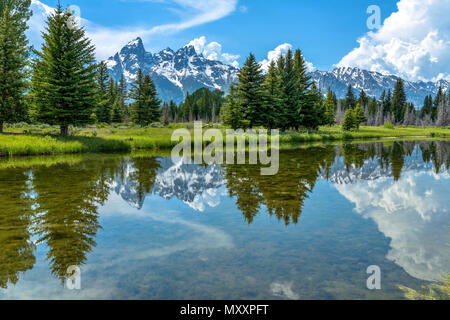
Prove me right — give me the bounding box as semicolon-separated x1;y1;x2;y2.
0;140;448;294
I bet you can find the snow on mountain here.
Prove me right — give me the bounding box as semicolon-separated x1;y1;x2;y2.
105;38;238;103
106;38;449;106
310;67;450;107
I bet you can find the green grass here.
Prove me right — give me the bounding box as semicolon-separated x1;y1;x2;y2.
1;124;449;157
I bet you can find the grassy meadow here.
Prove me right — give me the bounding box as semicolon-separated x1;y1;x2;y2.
1;123;449;157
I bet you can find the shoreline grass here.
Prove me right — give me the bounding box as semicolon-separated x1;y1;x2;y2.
1;124;449;157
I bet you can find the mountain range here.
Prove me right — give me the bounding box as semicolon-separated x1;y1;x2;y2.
105;38;238;103
106;38;450;106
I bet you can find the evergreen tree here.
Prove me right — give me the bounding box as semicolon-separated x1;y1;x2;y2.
301;82;322;130
392;78;407;124
382;89;392;116
432;87;444;121
353;102;367;130
111;99;123;123
0;0;32;132
345;84;356;110
358;89;369;108
95;62;110;123
342;108;355;131
323;87;336;126
262;60;281;129
169;100;178;122
31;6;98;136
420;95;433;119
294;49;316;130
118;74;128;120
129;70;161;126
221;83;249;129
236;53;266;128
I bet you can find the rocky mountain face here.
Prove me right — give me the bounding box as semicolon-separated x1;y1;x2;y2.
310;67;450;106
105;38;238;103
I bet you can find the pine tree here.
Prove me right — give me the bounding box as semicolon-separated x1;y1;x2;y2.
323;87;336;126
353;102;367;130
262;60;281;129
0;0;32;133
130;71;161;126
392;78;407;124
118;74;128;120
161;102;169;125
236;53;266;128
95;61;110;123
100;77;117;124
382;89;392;116
221;83;249;129
169;100;178;122
345;84;356;110
358;89;369;109
294;49;316;130
111;98;123;123
432;87;444;121
281;49;299;129
342;108;355;131
301;82;322;130
31;5;98;136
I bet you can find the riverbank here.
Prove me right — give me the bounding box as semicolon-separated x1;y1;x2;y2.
1;124;449;157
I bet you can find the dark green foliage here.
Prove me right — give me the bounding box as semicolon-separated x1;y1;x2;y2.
392;78;407;123
31;6;98;136
420;95;433;119
324;87;336;126
236;53;266;128
178;87;225;122
221;82;249;129
342;108;355;131
353;103;367;129
95;62;111;123
0;0;32;132
129;69;161;126
345;84;356;110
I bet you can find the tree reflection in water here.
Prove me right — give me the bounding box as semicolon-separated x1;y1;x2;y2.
0;141;448;287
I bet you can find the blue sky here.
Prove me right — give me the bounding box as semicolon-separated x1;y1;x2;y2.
30;0;450;81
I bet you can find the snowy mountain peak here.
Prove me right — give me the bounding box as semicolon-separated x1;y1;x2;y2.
311;67;449;106
106;39;237;103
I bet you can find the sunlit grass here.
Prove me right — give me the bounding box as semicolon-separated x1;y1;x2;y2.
1;124;449;157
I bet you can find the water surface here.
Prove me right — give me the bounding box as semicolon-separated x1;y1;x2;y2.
0;140;449;299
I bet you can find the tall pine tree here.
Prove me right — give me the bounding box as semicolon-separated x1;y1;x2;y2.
236;53;266;128
130;70;161;126
392;78;407;124
31;5;97;136
0;0;32;132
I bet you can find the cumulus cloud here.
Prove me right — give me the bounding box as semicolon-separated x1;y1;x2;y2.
338;0;450;81
29;0;239;60
187;36;240;67
260;43;316;73
335;170;450;281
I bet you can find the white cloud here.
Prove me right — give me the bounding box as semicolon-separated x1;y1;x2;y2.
335;170;450;282
187;36;240;67
29;0;238;60
260;43;316;73
338;0;450;81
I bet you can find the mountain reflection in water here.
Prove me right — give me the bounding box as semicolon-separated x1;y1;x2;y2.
0;140;449;299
